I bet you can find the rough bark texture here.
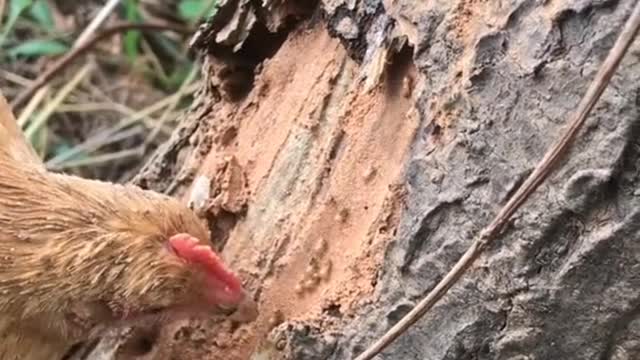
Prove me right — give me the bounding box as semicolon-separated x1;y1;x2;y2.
121;0;640;359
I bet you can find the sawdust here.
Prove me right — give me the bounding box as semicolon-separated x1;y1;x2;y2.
161;20;419;360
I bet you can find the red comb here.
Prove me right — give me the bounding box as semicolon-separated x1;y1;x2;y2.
169;234;243;302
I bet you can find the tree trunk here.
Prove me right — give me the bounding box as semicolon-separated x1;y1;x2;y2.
90;0;640;359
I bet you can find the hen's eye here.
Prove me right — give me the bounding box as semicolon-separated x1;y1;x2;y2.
217;304;236;316
147;307;163;315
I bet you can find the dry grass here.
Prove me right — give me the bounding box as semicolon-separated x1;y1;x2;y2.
0;0;214;182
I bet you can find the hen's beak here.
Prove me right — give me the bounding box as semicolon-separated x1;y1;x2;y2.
229;290;259;323
217;289;259;323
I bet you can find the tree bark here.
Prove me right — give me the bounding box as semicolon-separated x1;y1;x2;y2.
90;0;640;359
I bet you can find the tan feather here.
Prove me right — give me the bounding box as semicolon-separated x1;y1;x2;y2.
0;92;44;168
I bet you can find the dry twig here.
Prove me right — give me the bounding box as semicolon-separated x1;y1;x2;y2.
354;2;640;359
76;0;122;46
0;70;33;87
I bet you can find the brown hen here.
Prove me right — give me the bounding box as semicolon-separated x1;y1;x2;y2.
0;93;257;360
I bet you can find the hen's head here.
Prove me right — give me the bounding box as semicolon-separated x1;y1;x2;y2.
167;233;244;306
94;193;257;326
23;175;259;333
